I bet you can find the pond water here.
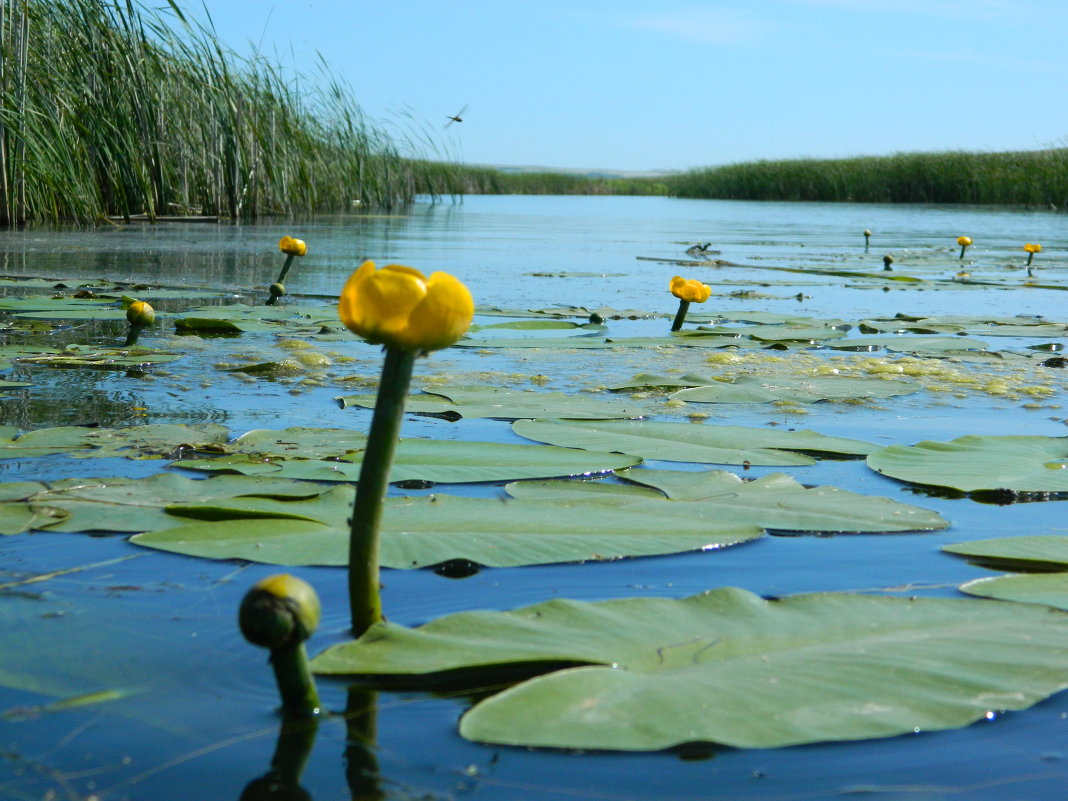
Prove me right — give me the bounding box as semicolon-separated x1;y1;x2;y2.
2;195;1068;800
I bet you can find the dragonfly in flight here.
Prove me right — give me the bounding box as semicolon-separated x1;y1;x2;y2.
445;104;468;128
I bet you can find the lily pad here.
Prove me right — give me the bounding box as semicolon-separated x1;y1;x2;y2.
512;419;874;466
0;424;229;460
959;573;1068;610
337;386;645;420
670;375;917;404
13;474;329;535
943;536;1068;572
177;438;641;484
132;491;763;568
866;435;1068;493
311;587;1068;750
506;470;947;533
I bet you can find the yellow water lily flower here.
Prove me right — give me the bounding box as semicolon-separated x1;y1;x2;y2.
1024;243;1042;254
339;260;474;352
956;236;972;247
279;236;307;257
669;275;712;303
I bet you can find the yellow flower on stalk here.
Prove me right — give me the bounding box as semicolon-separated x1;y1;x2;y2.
956;236;972;247
1024;243;1042;255
279;236;307;257
339;260;474;352
670;275;712;303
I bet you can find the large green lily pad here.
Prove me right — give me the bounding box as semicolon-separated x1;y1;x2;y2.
670;375;917;404
943;536;1068;572
512;419;874;466
546;469;947;533
337;385;645;420
0;423;229;460
866;435;1068;493
960;573;1068;610
311;587;1068;750
4;473;329;535
177;438;641;484
132;490;763;567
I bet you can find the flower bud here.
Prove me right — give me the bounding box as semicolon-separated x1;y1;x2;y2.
126;300;155;327
270;282;287;298
239;573;321;650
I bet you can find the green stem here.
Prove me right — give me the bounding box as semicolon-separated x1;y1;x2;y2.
348;346;417;636
276;252;296;285
270;642;321;719
670;299;690;332
266;253;297;305
959;245;967;259
124;324;143;347
1027;252;1035;267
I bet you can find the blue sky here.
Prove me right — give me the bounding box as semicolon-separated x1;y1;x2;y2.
183;0;1068;172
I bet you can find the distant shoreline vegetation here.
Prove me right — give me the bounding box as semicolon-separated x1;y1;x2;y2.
1;1;1061;225
442;149;1067;209
0;0;446;225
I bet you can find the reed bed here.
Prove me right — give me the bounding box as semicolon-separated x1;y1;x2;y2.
0;0;424;225
663;150;1068;208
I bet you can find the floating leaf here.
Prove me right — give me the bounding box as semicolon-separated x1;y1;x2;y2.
19;474;328;535
828;336;990;355
943;536;1068;572
866;436;1068;493
338;385;644;420
133;491;762;567
311;588;1068;750
960;573;1068;610
512;419;874;466
697;324;848;342
0;424;229;460
608;373;723;390
506;471;946;533
670;375;917;404
16;346;182;369
177;438;640;484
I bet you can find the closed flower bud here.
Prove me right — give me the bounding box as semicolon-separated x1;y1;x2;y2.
956;235;972;247
338;260;474;352
126;300;155;327
239;573;320;650
270;282;287;297
669;275;712;303
279;236;307;257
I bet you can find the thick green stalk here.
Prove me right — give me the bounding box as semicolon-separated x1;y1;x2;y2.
124;324;143;346
270;642;321;719
670;299;690;332
348;346;416;635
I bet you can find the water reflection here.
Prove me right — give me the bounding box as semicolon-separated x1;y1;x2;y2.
344;688;385;801
239;717;319;801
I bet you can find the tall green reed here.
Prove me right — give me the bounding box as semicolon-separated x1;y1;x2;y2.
664;149;1068;208
0;0;428;224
